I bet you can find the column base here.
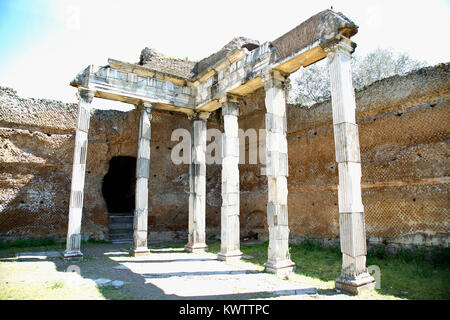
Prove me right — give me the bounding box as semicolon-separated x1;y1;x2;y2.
217;250;243;261
185;243;208;253
335;274;376;295
130;247;150;257
264;260;295;277
63;250;83;262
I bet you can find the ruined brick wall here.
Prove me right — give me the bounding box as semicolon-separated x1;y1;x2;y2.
238;63;449;246
0;63;448;247
0;88;222;241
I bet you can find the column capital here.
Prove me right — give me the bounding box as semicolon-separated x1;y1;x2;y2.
322;35;357;58
188;111;211;121
137;101;154;111
77;88;95;103
219;94;241;117
262;70;287;91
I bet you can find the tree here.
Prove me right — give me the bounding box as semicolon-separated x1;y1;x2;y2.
289;48;427;106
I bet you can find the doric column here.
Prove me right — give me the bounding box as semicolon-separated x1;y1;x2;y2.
185;111;210;253
325;36;375;294
262;71;295;276
64;88;95;261
130;102;153;257
218;95;242;261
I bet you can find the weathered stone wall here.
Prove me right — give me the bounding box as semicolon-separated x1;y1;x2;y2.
0;88;221;241
0;63;448;247
237;63;449;247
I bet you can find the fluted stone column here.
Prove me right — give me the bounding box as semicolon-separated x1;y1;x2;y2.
325;36;375;294
262;71;295;276
64;88;95;261
130;102;153;257
218;96;242;261
185;112;210;253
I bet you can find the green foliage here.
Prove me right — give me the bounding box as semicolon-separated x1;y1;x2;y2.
290;48;427;106
0;237;59;250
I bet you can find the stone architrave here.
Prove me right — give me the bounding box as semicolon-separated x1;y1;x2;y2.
64;88;95;261
218;95;243;261
185;112;210;253
325;36;375;294
130;102;153;257
261;71;295;276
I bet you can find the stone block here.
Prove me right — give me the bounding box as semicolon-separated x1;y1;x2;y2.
223;116;239;137
222;104;240;117
136;158;150;178
137;139;150;159
77;106;91;132
333;122;360;163
194;176;206;196
335;274;376;295
78;139;88;165
133;209;148;231
135;177;149;210
70;190;84;208
265;151;288;177
267;202;288;226
267;176;288;205
221;179;239;195
339;212;367;257
139;118;151;140
191;163;206;177
338;162;364;213
341;253;367;279
70;164;86;191
328;54;357;124
265;113;286;133
222;192;239;206
222;135;240;157
264;88;286;117
266;132;287;154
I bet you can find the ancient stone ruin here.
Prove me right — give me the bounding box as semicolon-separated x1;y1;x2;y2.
1;9;449;295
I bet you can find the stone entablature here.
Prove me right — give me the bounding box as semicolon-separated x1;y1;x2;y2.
70;10;357;116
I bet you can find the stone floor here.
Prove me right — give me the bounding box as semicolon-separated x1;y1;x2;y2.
3;243;361;300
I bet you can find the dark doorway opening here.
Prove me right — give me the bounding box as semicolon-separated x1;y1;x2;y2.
102;156;136;213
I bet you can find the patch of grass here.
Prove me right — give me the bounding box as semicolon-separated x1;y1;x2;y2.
208;239;449;300
50;281;65;289
84;239;112;244
0;237;60;250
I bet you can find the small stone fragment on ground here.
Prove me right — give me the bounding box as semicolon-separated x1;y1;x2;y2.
94;278;112;287
111;280;125;288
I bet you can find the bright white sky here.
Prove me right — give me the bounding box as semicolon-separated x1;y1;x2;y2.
1;0;449;110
